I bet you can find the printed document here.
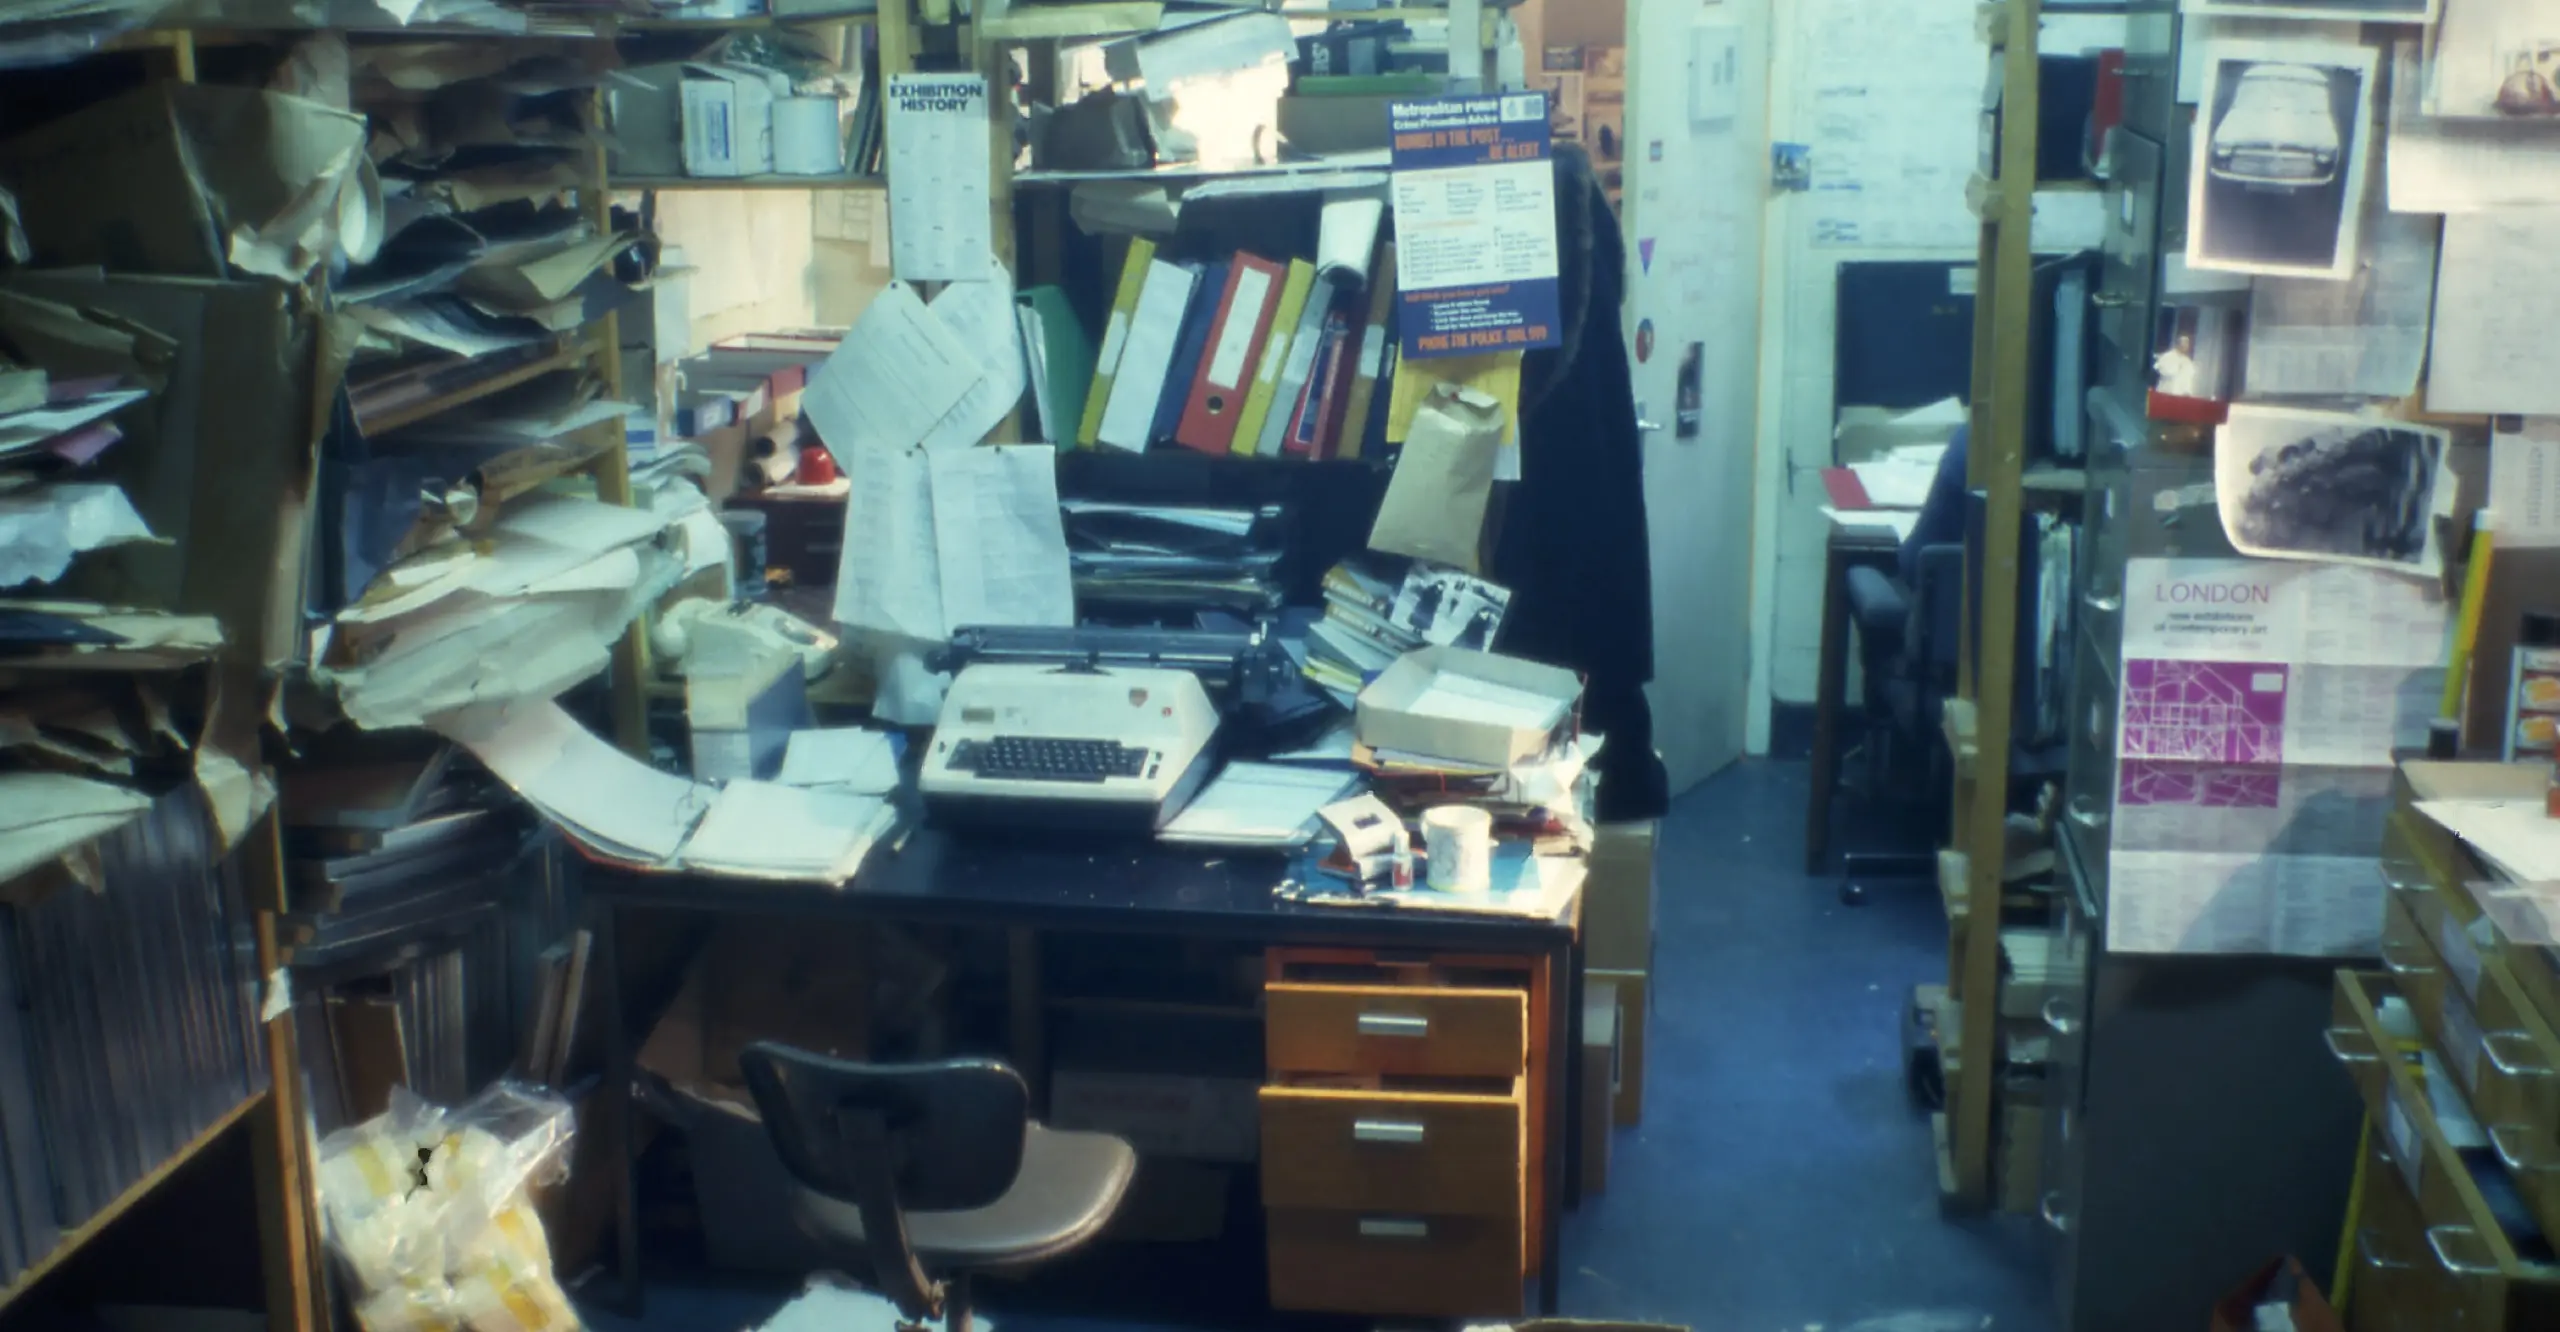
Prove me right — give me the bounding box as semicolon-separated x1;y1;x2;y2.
930;445;1074;630
2492;419;2560;549
920;256;1026;454
886;75;994;282
2106;558;2449;957
803;282;985;462
2429;209;2560;416
2245;210;2438;399
832;446;947;640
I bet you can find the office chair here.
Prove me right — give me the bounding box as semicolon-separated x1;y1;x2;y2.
739;1044;1138;1332
1836;545;1964;903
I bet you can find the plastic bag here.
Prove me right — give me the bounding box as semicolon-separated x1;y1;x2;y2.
317;1081;582;1332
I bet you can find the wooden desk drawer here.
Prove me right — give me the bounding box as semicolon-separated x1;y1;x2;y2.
1265;983;1526;1079
2351;1129;2458;1332
2331;971;2560;1331
1266;1208;1524;1317
1259;1080;1524;1218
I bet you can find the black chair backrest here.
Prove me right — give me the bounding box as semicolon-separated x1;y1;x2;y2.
738;1043;1030;1213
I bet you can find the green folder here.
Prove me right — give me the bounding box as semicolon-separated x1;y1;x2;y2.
1016;285;1097;447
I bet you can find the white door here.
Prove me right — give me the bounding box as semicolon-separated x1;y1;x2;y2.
1621;0;1771;792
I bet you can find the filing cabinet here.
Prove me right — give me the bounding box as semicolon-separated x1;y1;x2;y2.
2039;823;2362;1332
1258;949;1549;1319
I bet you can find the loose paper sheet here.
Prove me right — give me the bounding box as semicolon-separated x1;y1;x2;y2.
2491;418;2560;549
776;727;903;796
2244;210;2439;398
2106;557;2449;956
919;257;1026;454
435;700;704;863
2213;405;2454;577
831;447;946;640
1159;762;1358;847
885;75;994;283
2429;209;2560;416
0;484;155;588
803;282;985;462
2417;798;2560;884
1798;0;1983;249
930;445;1074;631
2421;0;2560;120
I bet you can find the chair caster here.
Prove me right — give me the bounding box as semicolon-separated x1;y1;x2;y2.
1840;880;1868;906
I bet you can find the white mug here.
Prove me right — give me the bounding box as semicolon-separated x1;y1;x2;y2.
1421;805;1494;894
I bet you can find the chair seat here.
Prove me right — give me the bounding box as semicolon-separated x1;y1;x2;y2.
790;1122;1137;1268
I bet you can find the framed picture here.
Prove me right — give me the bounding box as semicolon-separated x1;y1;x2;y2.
1542;44;1584;73
2186;0;2438;22
2214;405;2452;575
2186;40;2380;280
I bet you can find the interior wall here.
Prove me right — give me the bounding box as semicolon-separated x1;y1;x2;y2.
1742;2;2126;753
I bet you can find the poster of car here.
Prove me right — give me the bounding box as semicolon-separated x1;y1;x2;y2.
2213;405;2452;577
2186;41;2379;280
2187;0;2438;22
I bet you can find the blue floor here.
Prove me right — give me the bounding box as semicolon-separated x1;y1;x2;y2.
583;759;2057;1332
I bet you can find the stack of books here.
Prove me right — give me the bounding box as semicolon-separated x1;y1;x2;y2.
1302;560;1420;705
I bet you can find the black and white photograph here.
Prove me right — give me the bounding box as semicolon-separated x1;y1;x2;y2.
2214;405;2451;575
2187;41;2380;281
1390;567;1512;650
2188;0;2440;23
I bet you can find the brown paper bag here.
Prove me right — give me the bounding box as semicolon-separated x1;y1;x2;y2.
1369;382;1504;572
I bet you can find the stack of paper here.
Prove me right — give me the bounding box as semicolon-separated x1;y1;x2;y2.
318;495;680;729
0;290;165;592
436;701;897;886
1160;762;1358;847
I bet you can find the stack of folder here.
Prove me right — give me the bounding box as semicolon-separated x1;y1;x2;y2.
1073;229;1398;461
0;787;269;1284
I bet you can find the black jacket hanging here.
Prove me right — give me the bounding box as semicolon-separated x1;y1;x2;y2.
1491;144;1668;822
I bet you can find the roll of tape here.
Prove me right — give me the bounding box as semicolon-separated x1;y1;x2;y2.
1420;805;1494;894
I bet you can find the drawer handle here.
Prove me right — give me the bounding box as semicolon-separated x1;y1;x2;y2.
1357;1013;1430;1039
2323;1026;2379;1065
2425;1224;2503;1278
1353;1119;1427;1146
2038;1190;2071;1234
1357;1218;1429;1241
2378;942;2436;978
2066;794;2108;829
2090;291;2131;310
2489;1123;2559;1174
2040;996;2078;1036
2482;1030;2554;1078
2080;590;2123;614
2356;1227;2414;1272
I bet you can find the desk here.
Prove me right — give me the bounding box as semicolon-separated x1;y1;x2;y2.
1803;520;1906;874
587;826;1581;1319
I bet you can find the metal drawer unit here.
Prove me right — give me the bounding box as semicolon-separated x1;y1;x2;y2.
2041;762;2364;1332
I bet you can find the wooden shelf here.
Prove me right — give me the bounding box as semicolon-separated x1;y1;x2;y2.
0;1091;268;1314
615;7;876;28
611;173;884;191
352;336;597;437
1014;151;1388;186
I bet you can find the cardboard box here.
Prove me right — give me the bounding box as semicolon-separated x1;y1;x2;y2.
610;63;785;179
1051;1068;1259;1163
2208;1257;2342;1332
9;274;318;668
1276;94;1395;156
0;83;366;278
635;920;879;1274
1356;647;1583;769
1590;967;1647;1126
1577;982;1620;1200
681;64;785;177
1586;821;1657;973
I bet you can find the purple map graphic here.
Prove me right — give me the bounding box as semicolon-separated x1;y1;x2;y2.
2116;659;2289;810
